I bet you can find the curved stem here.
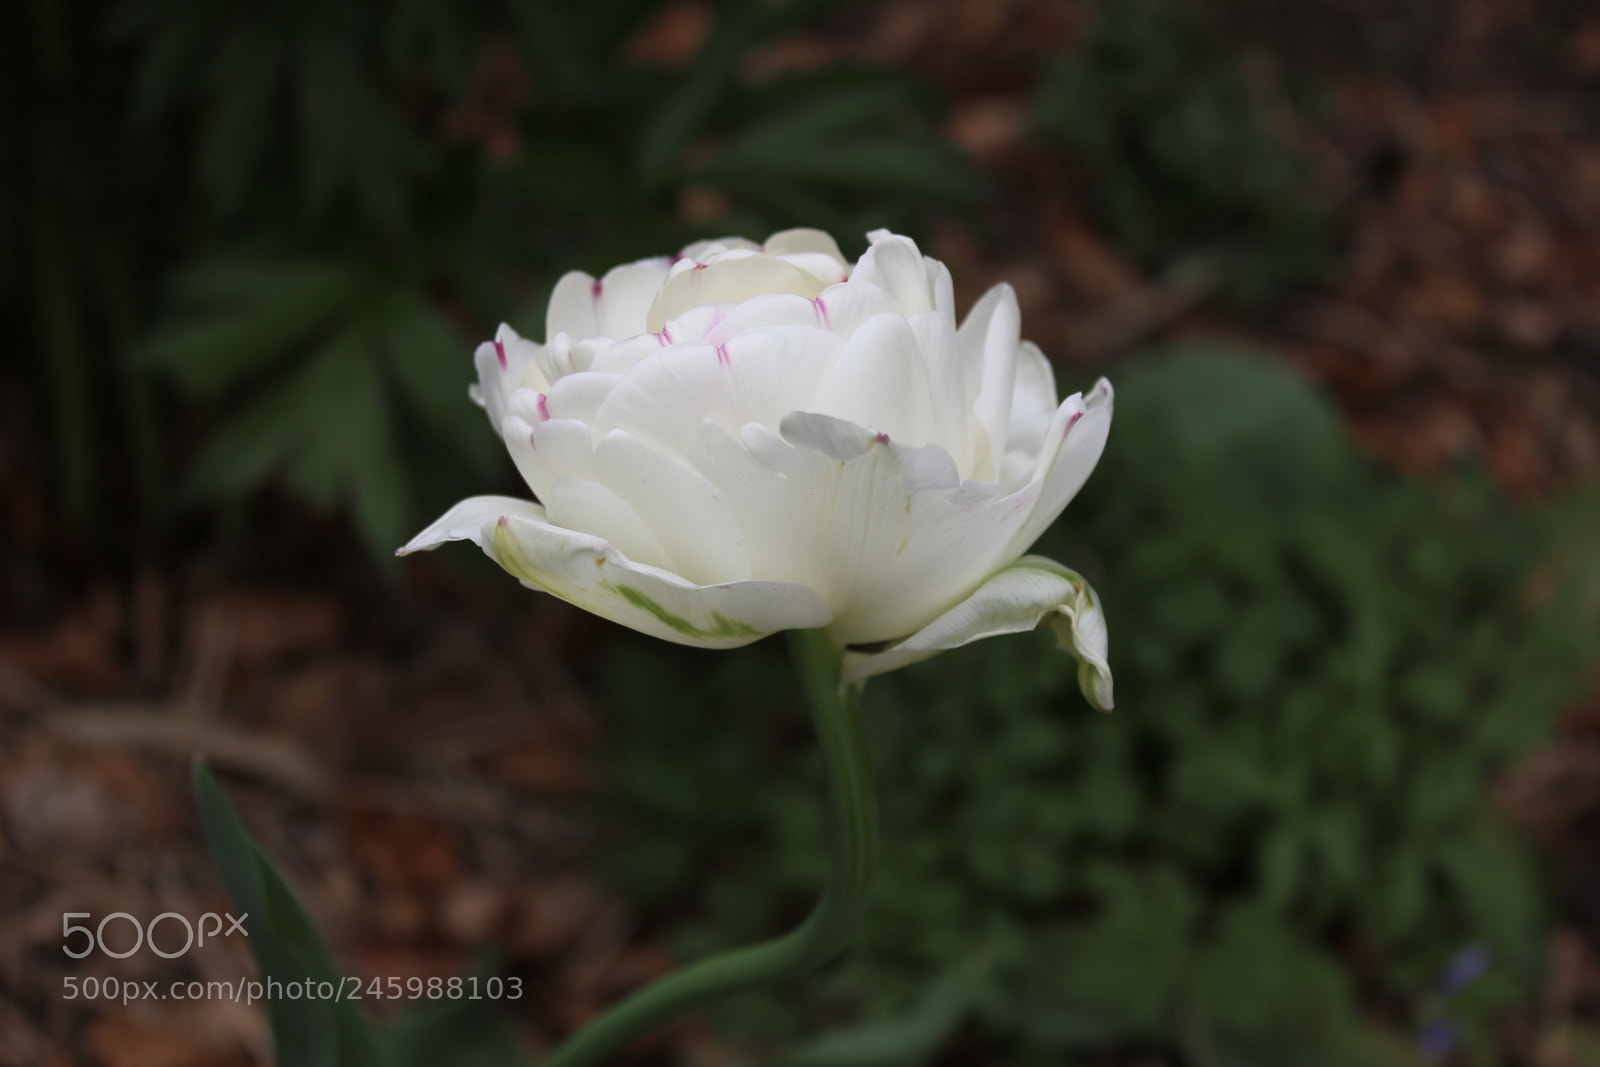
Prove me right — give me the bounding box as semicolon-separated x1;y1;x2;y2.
539;629;879;1067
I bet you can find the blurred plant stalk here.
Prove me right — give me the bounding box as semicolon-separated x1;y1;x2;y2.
541;627;879;1067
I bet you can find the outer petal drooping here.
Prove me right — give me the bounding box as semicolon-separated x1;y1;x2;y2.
841;555;1112;710
399;496;833;648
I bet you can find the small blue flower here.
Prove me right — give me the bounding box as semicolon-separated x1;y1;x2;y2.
1417;1018;1457;1063
1435;944;1490;997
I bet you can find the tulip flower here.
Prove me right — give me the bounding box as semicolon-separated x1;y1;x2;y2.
401;229;1112;709
401;229;1114;1066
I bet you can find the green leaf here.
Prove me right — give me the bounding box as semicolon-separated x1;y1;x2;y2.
140;259;364;400
635;1;772;188
191;760;388;1067
1007;869;1196;1047
187;324;411;556
382;992;527;1067
776;961;983;1067
1190;903;1354;1058
704;85;981;206
382;292;497;474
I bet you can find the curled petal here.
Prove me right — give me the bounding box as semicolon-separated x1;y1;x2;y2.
1004;377;1112;559
762;228;849;275
647;255;829;334
399;496;833;648
841;555;1113;710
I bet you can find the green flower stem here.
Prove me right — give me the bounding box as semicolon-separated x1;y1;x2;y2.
539;628;879;1067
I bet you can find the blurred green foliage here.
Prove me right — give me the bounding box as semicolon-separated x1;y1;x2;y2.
599;346;1592;1066
8;0;978;556
7;0;1350;563
1034;0;1332;304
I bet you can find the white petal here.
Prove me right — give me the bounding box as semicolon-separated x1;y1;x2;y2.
1001;340;1058;491
1004;379;1113;558
544;475;674;571
960;282;1021;477
850;234;934;314
591;327;840;454
683;414;1031;645
778;412;960;489
812;313;937;445
908;309;969;466
502;415;553;501
812;281;902;339
546;272;600;343
590;344;729;455
399;496;832;649
569;337;609;373
678;236;760;261
596;259;672;340
841;555;1113;710
473;341;509;428
546;372;622;424
587;302;736;374
472;324;546;430
657;302;736;346
530;417;598;479
701;293;826;347
778;252;850;284
722;326;841;426
592;429;752;584
587;333;666;375
534;332;579;384
763;227;847;266
925;257;956;321
1007;341;1057;456
505;389;546;426
401;494;547;553
646;255;830;334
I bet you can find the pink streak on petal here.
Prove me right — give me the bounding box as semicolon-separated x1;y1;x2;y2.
1063;411;1084;436
494;340;507;370
715;343;730;366
813;296;830;329
536;393;550;421
591;279;604;302
873;432;890;445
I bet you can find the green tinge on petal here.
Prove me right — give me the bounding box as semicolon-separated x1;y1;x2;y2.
1044;577;1113;712
604;581;763;641
475;504;833;649
841;555;1113;710
399;494;836;650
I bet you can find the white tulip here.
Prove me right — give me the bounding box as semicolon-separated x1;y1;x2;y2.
401;228;1114;707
